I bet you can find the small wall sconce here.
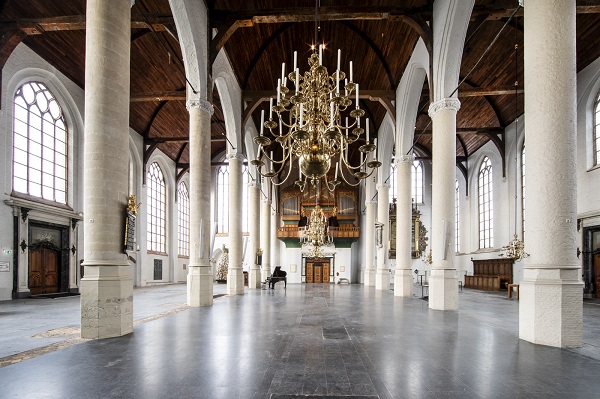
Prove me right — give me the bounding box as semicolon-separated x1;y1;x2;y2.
20;239;27;253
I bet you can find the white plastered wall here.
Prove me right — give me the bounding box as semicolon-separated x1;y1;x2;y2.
0;44;84;300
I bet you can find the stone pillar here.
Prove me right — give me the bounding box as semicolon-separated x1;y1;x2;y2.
395;156;414;296
80;0;133;339
186;99;214;307
428;98;460;310
520;0;582;348
248;180;261;289
227;154;244;294
271;210;280;269
363;200;377;287
375;183;390;290
261;196;272;281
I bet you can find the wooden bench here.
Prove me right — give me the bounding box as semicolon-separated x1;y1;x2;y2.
507;284;519;299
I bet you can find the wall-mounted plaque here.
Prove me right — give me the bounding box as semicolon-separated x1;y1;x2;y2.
0;261;9;272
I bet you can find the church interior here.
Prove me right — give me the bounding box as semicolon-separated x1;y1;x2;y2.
1;1;600;398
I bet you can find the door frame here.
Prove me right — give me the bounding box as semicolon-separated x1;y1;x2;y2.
302;255;335;283
28;221;70;294
582;225;600;296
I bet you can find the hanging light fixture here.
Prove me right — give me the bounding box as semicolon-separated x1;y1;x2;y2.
251;1;380;192
299;183;333;257
501;19;529;262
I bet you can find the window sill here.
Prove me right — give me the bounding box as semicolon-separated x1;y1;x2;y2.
147;251;168;256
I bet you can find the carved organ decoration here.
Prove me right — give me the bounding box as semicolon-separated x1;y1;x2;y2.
388;199;428;259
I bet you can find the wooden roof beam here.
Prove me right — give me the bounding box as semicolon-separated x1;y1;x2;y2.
131;91;186;102
0;14;175;35
422;86;523;98
145;137;226;144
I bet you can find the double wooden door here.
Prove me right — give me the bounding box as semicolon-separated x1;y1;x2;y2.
595;254;600;299
305;259;330;284
29;248;60;295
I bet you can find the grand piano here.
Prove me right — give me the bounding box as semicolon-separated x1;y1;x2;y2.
269;266;287;289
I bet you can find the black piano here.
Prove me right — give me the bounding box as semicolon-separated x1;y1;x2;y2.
269;266;287;289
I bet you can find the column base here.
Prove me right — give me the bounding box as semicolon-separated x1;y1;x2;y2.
394;269;413;297
227;268;245;295
375;269;390;290
80;264;133;339
249;267;261;289
261;267;271;283
363;269;376;287
428;269;458;310
187;264;214;307
519;268;583;348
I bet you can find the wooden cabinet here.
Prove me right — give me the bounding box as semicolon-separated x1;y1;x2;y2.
465;258;513;291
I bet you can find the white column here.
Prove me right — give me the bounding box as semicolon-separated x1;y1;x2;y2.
395;156;414;296
375;183;390;290
227;154;244;295
520;0;582;348
261;196;272;281
186;100;214;307
428;98;460;310
80;0;133;339
363;200;377;287
271;210;281;269
248;180;261;289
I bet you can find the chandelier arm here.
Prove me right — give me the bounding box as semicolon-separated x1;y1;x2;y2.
269;153;295;187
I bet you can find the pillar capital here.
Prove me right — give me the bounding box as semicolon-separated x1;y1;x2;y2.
395;154;415;164
428;97;461;118
261;198;271;205
227;152;245;162
187;99;214;115
377;183;391;191
365;200;377;206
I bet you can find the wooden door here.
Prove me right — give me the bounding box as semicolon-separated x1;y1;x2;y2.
323;263;330;283
29;248;60;295
314;266;322;283
594;254;600;299
306;262;313;283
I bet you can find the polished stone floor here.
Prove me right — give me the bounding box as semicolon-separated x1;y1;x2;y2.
1;282;600;399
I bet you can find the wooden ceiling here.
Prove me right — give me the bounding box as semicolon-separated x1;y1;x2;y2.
2;0;600;180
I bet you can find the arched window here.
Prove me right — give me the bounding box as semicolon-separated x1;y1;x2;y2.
177;182;190;257
147;162;166;253
13;82;67;204
521;145;525;238
455;180;460;253
478;157;494;249
411;160;423;204
594;89;600;165
217;165;229;233
389;160;397;203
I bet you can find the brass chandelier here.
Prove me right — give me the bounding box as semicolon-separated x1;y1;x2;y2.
300;205;332;257
251;45;381;192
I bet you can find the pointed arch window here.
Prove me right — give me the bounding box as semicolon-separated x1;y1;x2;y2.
147;162;166;253
411;160;423;204
177;182;190;257
13;82;67;204
217;165;230;233
478;157;494;249
455;180;460;253
594;89;600;165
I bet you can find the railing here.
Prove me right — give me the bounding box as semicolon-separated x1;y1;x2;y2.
277;225;360;239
